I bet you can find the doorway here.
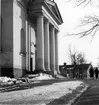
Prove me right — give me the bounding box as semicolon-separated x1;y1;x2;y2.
30;57;33;72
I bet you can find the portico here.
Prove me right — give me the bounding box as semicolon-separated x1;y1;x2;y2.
28;0;63;76
35;14;60;75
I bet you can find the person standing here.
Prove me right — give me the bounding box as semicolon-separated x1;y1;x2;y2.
94;67;99;79
89;67;94;79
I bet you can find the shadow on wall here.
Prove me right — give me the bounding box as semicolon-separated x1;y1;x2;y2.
1;67;14;78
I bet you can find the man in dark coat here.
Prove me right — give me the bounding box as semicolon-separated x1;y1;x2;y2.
89;67;94;79
94;67;99;79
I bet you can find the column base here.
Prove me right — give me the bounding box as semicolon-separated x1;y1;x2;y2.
44;62;50;71
32;69;58;79
36;58;45;71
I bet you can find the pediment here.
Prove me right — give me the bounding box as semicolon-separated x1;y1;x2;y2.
46;0;63;24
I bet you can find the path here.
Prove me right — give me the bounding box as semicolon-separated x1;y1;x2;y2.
73;79;99;105
0;80;83;105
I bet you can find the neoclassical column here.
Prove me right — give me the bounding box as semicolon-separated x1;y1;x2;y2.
36;15;45;71
44;19;50;71
26;21;31;71
55;30;60;74
50;25;55;75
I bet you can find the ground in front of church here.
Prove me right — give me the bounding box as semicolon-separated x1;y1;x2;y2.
0;78;96;105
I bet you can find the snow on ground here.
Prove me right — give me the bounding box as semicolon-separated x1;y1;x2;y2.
32;73;54;80
0;80;86;104
0;74;53;83
0;77;12;83
0;74;54;86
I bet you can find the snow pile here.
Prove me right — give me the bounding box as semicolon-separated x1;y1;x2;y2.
34;73;54;80
0;77;17;85
0;73;54;86
0;77;12;83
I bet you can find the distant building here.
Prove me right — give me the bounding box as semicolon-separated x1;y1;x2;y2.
0;0;63;78
59;63;93;79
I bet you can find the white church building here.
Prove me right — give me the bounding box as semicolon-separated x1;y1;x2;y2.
0;0;63;78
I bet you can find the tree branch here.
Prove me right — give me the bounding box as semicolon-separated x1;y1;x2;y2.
76;0;92;6
68;15;99;38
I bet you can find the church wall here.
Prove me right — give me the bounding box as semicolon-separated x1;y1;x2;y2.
0;0;1;76
13;1;28;78
13;1;36;78
1;0;14;77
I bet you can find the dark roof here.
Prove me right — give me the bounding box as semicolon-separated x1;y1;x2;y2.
77;64;92;70
59;63;92;70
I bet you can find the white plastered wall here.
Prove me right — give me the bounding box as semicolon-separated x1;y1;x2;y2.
13;1;27;78
13;1;36;78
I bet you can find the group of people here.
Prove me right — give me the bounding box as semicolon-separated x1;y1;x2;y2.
89;67;99;79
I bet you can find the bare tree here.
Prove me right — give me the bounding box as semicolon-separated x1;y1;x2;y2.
77;53;86;64
68;46;77;65
68;46;86;65
68;46;86;78
76;0;92;6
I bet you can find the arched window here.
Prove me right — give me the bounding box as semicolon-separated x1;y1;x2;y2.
20;28;26;54
0;16;2;51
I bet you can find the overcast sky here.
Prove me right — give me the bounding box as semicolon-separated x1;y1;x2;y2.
55;0;99;66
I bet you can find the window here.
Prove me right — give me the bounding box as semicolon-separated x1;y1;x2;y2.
20;28;26;54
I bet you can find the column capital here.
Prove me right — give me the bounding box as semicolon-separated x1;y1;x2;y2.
37;15;44;19
55;29;59;33
36;12;44;18
44;18;49;23
50;24;55;30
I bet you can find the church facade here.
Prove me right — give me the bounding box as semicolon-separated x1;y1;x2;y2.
0;0;63;78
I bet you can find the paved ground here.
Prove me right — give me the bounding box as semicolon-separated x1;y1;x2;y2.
0;78;96;105
0;79;85;105
73;78;99;105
